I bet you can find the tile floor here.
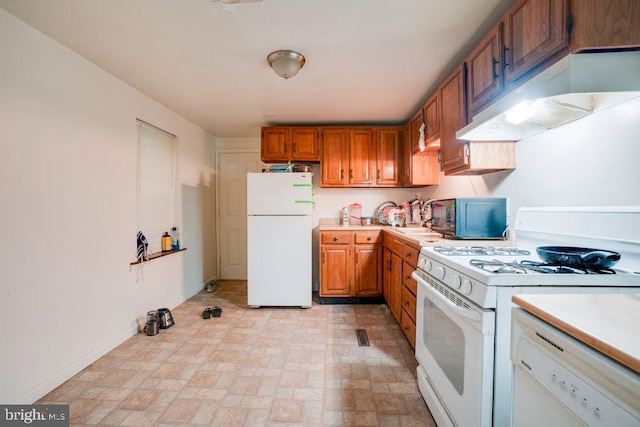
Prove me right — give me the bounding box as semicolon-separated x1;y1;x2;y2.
38;281;436;426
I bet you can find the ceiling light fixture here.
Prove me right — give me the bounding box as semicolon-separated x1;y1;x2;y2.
267;50;306;79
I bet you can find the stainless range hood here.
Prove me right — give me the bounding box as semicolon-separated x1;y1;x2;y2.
457;51;640;141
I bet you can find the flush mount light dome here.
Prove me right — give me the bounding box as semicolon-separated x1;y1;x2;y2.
267;50;305;79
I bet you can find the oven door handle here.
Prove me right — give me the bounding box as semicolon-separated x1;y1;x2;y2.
413;272;481;322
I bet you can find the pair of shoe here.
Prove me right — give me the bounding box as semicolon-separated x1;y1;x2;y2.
202;306;222;319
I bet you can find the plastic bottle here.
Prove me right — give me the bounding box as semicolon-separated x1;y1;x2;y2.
171;227;180;250
161;231;172;252
342;207;349;227
349;203;362;225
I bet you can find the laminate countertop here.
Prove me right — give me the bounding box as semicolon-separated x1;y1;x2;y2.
318;222;513;247
512;293;640;374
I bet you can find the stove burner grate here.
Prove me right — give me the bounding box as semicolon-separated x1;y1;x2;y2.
470;259;617;275
434;246;531;257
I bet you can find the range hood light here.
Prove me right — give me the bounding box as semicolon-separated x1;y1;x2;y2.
505;100;540;124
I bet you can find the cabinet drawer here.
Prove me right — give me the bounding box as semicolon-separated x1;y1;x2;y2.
391;238;404;255
355;230;382;244
401;285;417;323
403;265;418;296
321;231;353;245
400;309;416;349
402;244;420;265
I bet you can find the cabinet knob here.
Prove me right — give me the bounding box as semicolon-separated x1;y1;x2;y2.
404;326;410;331
367;237;372;241
404;301;409;306
333;237;338;242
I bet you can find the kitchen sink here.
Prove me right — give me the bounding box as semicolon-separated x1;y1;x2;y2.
393;228;441;237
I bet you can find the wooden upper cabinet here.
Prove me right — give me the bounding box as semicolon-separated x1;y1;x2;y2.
423;92;440;148
349;128;376;186
569;0;640;52
439;63;469;174
291;128;320;161
375;128;401;186
409;109;424;155
260;126;320;162
503;0;569;85
321;128;349;187
403;123;440;187
261;127;288;162
467;23;504;118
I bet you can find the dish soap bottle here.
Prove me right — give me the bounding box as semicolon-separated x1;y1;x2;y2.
161;231;172;252
171;227;180;250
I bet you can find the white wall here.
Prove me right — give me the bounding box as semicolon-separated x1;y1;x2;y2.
421;96;640;224
0;9;216;403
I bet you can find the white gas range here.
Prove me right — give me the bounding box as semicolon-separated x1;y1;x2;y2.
412;207;640;427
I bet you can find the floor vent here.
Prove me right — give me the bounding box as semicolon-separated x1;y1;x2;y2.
355;329;370;347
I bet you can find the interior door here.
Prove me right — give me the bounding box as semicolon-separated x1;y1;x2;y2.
218;152;260;279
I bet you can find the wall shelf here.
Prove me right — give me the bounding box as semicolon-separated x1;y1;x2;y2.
130;248;186;266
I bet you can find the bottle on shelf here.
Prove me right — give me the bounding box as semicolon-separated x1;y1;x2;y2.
171;227;180;250
161;231;172;252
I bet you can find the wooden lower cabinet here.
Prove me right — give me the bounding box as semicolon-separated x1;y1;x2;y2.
320;230;382;297
320;244;351;296
354;245;383;296
386;251;403;321
383;231;419;348
400;259;418;349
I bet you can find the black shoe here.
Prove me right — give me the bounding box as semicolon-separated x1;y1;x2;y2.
202;307;213;319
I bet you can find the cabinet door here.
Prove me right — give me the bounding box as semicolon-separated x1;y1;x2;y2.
439;63;469;174
354;245;382;296
424;93;440;147
349;128;375;186
467;23;503;118
375;128;401;186
320;245;352;297
503;0;569;85
291;127;320;161
261;127;290;162
388;252;403;323
321;128;349;187
409;109;424;155
383;248;392;302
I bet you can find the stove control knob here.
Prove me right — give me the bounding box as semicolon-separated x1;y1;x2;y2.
460;279;472;295
420;259;432;272
451;275;461;289
433;266;445;280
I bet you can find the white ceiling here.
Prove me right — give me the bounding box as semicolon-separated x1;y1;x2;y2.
0;0;513;137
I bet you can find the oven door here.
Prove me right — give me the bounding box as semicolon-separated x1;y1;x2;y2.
413;270;496;427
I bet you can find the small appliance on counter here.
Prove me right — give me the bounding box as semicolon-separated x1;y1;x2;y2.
430;197;507;239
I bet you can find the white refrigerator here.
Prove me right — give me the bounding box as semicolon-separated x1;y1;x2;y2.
247;172;314;308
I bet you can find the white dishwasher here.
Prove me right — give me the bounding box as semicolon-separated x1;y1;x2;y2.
511;308;640;427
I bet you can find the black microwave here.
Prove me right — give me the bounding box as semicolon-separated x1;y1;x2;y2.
430;197;507;239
